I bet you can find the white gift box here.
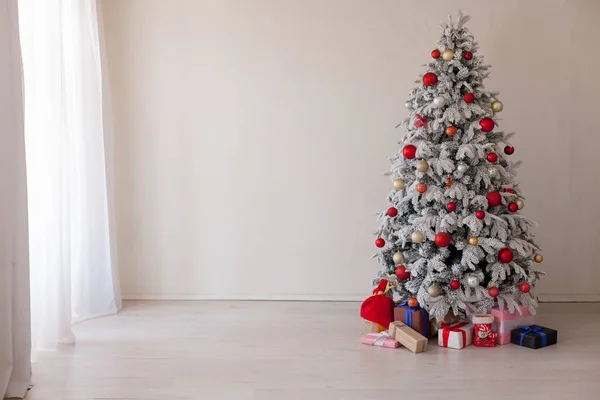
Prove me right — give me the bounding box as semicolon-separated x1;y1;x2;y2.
437;321;474;349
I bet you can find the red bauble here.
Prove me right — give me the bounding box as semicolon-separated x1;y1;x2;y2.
508;202;518;213
375;238;385;248
446;126;457;136
487;191;502;207
431;49;441;59
463;51;473;60
407;297;419;308
395;265;411;280
435;232;451;247
498;248;514;263
403;144;417;159
475;210;486;219
387;207;398;217
464;93;475;103
447;202;457;212
487;152;498;163
450;280;460;290
488;286;500;298
479;118;495;132
416;183;428;193
504;146;514;155
423;72;438;87
519;282;531;293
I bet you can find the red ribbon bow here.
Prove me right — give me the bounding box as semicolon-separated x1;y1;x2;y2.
414;114;428;129
441;321;469;347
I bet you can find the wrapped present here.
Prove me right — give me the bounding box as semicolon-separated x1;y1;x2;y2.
472;314;497;347
361;331;400;348
468;305;535;345
388;321;428;353
394;301;432;338
360;280;395;331
437;321;474;350
511;325;558;350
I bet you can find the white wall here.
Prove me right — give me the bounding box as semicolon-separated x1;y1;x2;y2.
102;0;600;301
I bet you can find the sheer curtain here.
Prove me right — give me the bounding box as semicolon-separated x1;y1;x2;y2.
18;0;121;351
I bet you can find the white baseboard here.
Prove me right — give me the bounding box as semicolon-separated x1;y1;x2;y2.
537;294;600;303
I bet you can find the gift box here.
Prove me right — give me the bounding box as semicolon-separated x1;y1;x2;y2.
468;305;535;345
394;302;432;338
388;321;428;353
361;332;400;348
510;325;558;349
437;321;474;349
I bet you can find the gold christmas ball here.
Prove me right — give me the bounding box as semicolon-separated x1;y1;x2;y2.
393;252;404;264
428;283;442;297
416;159;429;172
411;231;424;243
416;182;428;193
516;199;525;210
469;236;479;246
491;100;504;112
534;254;544;263
441;49;454;61
392;178;405;191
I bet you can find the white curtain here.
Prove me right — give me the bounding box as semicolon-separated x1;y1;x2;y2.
18;0;121;351
0;0;32;398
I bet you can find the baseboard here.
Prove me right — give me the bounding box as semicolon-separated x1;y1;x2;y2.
537;294;600;302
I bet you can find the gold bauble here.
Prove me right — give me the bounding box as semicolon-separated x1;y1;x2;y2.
516;199;525;210
428;283;442;297
441;49;455;61
534;254;544;263
416;159;429;172
469;236;479;246
411;231;424;243
393;252;404;264
491;100;504;112
392;178;405;191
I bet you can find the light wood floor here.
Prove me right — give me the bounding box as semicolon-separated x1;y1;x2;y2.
27;301;600;400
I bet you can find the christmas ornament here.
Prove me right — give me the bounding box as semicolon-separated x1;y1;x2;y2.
467;276;479;288
414;114;428;128
428;283;442;297
463;92;475;103
516;199;525;210
423;72;438;86
416;183;427;193
463;51;473;60
402;144;417;159
393;252;404;264
450;280;460;290
504;188;515;194
479;117;494;132
359;279;395;332
441;49;454;61
411;231;424;243
433;96;446;108
392;178;405;191
491;100;504;112
446;126;457;136
488;166;499;178
445;176;452;188
534;254;544;263
375;238;385;248
519;282;531;293
469;236;479;246
387;207;398;217
435;232;451;247
431;49;441;59
407;297;419;308
508;202;518;213
395;265;411;280
487;152;498;163
488;286;500;298
498;248;514;263
457;162;468;173
416;159;429;172
487;191;502;207
447;202;457;212
404;101;412;109
504;145;514;155
473;314;497;347
475;210;485;219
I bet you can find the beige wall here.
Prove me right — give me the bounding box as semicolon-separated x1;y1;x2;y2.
102;0;600;301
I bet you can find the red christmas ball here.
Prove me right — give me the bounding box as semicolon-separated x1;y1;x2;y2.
479;118;495;132
488;286;500;298
498;248;514;263
519;282;531;293
463;51;473;60
450;280;460;290
508;202;518;213
447;202;457;212
463;93;475;103
387;207;398;217
487;191;502;207
416;183;428;193
395;265;411;280
375;238;385;248
435;232;451;247
475;210;486;220
423;72;438;87
504;146;514;155
407;297;419;308
487;152;498;163
431;49;441;59
403;144;417;159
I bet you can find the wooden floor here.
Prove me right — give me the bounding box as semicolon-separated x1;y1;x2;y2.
27;301;600;400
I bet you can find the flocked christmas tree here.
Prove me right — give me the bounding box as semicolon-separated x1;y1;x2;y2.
372;13;544;321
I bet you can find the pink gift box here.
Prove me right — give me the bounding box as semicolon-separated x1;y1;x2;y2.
361;332;400;348
468;305;535;345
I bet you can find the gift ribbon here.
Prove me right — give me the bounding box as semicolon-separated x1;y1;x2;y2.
397;301;429;337
441;322;469;347
518;325;547;347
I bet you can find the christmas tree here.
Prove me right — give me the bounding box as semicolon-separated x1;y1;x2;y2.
372;13;544;321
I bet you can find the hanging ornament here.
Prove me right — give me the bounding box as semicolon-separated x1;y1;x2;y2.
416;159;429;172
516;199;525;210
414;114;428;129
504;146;514;155
395;265;411;280
445;176;452;188
488;286;500;298
392;178;405;191
407;297;419;308
498;248;514;263
387;207;398;217
393;252;404;264
508;202;518;213
447;202;457;212
404;101;412;109
519;282;531;293
504;188;515;194
375;238;386;248
431;49;441;59
479;118;495;132
402;144;417;159
491;100;504;112
433;96;446;108
457;162;468;173
488;166;499;178
446;126;457;136
475;210;486;220
411;231;424;243
463;51;473;60
469;236;479;246
423;72;438;87
534;254;544;263
416;183;428;193
487;152;498;163
450;280;460;290
435;232;451;247
487;191;502;207
428;283;442;297
464;93;475;103
441;49;454;61
467;276;480;288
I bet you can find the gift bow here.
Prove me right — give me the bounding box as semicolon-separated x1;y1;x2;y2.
397;301;429;337
518;325;547;347
441;322;469;347
414;114;428;129
372;331;391;347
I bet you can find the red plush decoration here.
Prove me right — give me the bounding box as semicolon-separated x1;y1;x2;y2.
508;202;518;213
519;282;531;293
487;152;498;163
488;286;500;298
504;146;514;155
387;207;398;217
487;191;502;207
395;266;411;280
431;49;441;59
414;114;428;129
375;238;385;248
435;232;451;247
479;117;495;132
423;72;438;87
464;93;475;103
360;279;395;330
475;210;486;219
450;280;460;290
403;144;417;159
498;248;514;263
463;51;473;60
504;188;515;194
447;202;457;212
